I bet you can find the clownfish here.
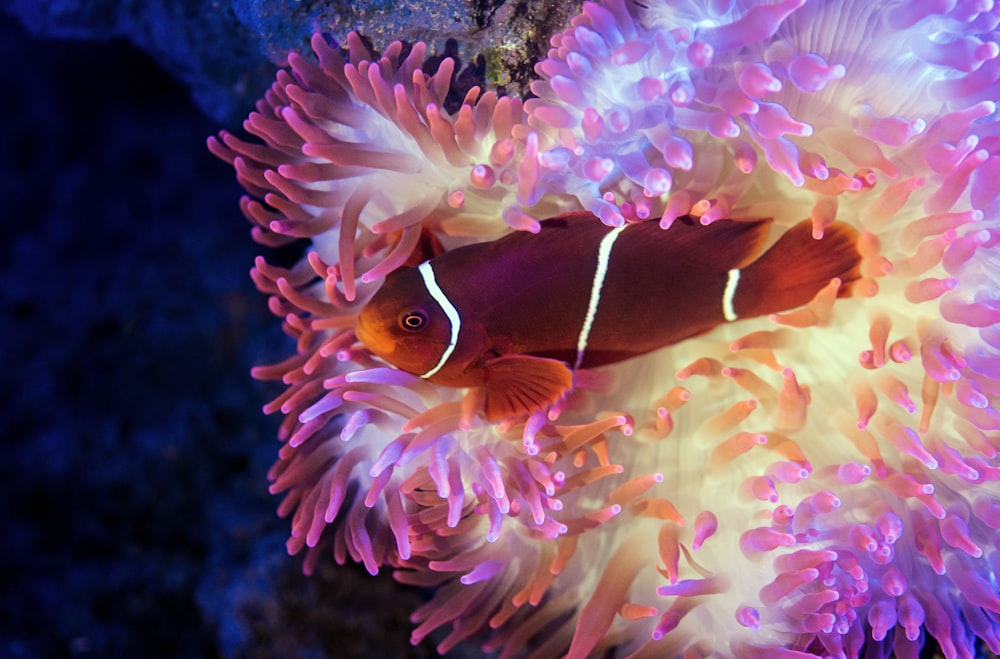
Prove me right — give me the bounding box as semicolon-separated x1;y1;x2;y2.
356;212;862;421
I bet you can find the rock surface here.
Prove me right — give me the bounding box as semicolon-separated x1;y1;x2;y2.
5;0;580;125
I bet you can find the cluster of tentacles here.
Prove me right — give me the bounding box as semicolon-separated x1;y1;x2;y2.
211;1;1000;656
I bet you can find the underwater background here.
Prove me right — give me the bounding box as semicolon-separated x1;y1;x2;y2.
0;7;450;657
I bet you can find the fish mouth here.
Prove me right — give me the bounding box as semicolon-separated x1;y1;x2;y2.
354;314;394;359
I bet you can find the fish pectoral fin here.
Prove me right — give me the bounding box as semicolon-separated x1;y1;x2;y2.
481;355;573;421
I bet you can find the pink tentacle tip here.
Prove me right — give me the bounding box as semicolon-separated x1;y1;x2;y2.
788;53;845;92
836;462;872;484
940;514;983;557
691;511;719;550
739;526;795;555
739;63;782;98
736;605;761;631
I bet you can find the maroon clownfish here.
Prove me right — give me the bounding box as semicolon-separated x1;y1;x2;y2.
356;212;862;421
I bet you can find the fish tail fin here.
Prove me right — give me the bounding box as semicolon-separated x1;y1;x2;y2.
734;221;862;319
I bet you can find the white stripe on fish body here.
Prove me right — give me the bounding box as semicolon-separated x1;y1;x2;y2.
417;261;461;379
723;268;740;322
575;224;629;370
418;224;743;381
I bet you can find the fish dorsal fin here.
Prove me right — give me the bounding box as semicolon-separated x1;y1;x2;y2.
481;355;574;421
676;216;774;270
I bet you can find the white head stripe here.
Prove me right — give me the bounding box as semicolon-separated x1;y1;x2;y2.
575;225;628;369
723;268;740;322
417;261;461;379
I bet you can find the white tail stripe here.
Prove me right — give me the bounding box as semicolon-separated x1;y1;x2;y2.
418;261;461;379
723;268;740;322
575;225;628;369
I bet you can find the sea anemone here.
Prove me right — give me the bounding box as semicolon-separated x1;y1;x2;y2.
210;0;1000;656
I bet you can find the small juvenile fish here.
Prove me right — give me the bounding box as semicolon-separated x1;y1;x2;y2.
356;212;862;420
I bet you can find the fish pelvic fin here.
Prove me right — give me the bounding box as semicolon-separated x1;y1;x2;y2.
735;220;862;319
481;354;574;421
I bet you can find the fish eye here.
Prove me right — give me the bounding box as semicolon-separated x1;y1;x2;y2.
399;309;429;332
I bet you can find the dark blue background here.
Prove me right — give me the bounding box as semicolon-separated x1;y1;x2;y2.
0;11;438;658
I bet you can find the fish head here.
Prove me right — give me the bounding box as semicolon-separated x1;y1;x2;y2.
356;266;458;379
